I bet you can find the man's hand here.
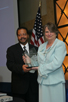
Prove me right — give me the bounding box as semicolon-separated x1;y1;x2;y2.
22;65;31;72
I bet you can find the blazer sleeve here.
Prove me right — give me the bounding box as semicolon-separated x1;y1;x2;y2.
38;42;67;77
6;47;24;74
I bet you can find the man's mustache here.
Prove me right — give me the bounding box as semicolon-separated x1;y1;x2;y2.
20;37;26;40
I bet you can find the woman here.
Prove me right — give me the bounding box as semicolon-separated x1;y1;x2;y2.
32;22;67;102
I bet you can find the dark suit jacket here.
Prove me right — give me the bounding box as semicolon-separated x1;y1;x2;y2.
6;43;38;94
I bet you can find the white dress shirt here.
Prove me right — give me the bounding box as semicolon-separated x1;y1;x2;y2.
20;43;29;54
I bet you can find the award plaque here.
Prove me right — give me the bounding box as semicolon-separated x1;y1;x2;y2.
23;47;38;68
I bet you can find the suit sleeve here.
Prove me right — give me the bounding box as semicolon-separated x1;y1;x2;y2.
38;42;67;77
6;47;24;74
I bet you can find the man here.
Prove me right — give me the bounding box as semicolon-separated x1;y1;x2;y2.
6;27;38;102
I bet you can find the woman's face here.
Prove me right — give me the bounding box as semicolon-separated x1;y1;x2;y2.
45;27;56;42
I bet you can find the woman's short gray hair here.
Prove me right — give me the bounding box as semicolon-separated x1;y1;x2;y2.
44;22;59;36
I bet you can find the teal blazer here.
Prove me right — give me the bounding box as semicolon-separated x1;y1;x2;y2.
37;38;67;85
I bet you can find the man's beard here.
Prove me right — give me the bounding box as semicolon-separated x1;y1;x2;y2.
18;38;28;45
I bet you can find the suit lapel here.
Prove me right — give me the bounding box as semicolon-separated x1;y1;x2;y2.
17;43;24;54
17;43;34;55
29;44;33;50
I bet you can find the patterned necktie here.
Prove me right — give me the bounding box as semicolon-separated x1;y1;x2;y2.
23;46;28;54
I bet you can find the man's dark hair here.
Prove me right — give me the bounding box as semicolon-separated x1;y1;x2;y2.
16;27;29;36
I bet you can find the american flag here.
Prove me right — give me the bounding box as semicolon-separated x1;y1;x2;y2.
30;7;44;47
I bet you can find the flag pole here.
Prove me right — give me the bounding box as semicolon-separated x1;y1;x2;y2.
39;0;42;14
39;0;41;7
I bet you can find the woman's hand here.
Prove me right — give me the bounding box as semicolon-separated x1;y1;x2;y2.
31;66;39;70
22;54;31;63
22;55;26;63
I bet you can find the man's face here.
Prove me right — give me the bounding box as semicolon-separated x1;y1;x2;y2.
17;29;29;45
